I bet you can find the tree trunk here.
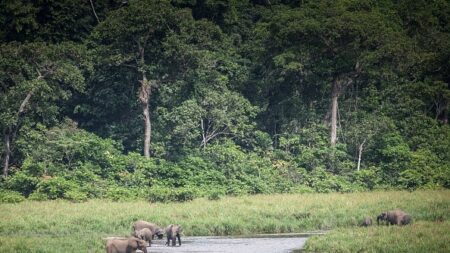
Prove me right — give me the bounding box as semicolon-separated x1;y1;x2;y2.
330;78;340;146
357;139;366;172
200;119;207;149
437;101;448;124
2;129;11;177
2;90;33;177
136;42;152;158
139;75;151;158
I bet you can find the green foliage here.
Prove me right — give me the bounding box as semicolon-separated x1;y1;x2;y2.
207;188;226;200
27;191;48;201
147;186;173;203
64;189;88;203
34;177;80;200
173;186;197;202
399;149;450;190
3;171;38;196
0;190;25;203
1;0;450;201
290;185;314;194
16;120;124;178
147;186;197;203
105;186;138;202
351;167;382;190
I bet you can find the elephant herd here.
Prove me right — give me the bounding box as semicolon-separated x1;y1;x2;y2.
361;209;412;227
105;210;412;252
105;220;182;253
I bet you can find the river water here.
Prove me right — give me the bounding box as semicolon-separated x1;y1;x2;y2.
142;233;317;253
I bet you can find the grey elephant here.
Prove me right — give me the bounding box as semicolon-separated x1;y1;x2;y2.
165;224;182;246
360;217;372;227
135;228;153;247
377;210;412;225
132;220;164;239
105;237;148;253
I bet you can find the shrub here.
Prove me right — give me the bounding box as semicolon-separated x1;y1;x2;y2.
28;191;49;201
0;190;25;203
35;177;80;200
207;188;226;200
64;189;88;202
4;171;39;196
147;186;173;203
307;167;338;193
173;186;197;202
147;186;197;203
290;185;314;194
105;186;138;201
226;181;251;196
352;167;381;190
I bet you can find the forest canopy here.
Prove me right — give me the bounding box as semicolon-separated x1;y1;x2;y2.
1;0;449;202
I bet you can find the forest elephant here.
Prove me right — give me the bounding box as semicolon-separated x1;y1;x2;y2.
132;220;164;239
105;237;148;253
165;224;182;246
135;228;153;247
360;217;372;227
377;210;412;225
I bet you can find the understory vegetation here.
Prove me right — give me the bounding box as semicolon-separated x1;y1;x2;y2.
0;190;448;252
0;119;449;203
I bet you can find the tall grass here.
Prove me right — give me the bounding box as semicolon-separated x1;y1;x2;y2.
303;221;450;253
0;190;449;252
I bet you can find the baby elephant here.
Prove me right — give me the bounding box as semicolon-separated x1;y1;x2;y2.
360;217;372;227
106;237;147;253
377;210;412;226
165;224;182;246
132;220;164;239
135;228;153;247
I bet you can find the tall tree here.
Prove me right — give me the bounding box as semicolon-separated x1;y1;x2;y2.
0;42;90;176
253;0;414;146
0;0;123;43
91;0;197;158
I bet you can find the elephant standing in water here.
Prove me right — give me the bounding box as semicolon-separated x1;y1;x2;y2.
132;220;164;239
377;210;412;225
135;228;153;247
106;237;148;253
165;224;182;246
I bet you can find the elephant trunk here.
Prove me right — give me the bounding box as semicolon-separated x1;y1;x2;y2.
376;215;382;225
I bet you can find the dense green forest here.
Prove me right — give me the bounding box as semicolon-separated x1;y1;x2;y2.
1;0;449;202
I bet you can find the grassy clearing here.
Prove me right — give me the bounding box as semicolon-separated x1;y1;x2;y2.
0;190;449;252
303;221;450;253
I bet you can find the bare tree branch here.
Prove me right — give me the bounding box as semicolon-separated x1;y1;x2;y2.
89;0;100;24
